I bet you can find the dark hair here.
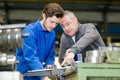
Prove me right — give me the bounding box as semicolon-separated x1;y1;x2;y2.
42;3;64;18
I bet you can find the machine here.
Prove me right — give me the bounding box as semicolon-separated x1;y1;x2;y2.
0;23;26;80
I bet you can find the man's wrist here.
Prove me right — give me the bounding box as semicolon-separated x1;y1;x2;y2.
70;46;79;54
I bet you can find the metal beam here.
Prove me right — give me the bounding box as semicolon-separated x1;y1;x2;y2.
0;0;120;5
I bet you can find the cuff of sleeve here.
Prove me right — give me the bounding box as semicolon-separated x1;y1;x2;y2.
70;46;79;55
38;76;44;80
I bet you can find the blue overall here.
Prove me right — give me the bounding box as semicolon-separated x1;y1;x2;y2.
16;19;55;80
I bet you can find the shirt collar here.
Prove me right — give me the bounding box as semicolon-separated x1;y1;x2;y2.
35;19;45;31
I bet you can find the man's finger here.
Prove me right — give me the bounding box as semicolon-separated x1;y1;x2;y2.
46;65;53;69
61;59;66;67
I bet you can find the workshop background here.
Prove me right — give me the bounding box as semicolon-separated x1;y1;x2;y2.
0;0;120;80
0;0;120;53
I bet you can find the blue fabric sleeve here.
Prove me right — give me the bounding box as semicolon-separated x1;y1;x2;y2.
22;30;44;80
22;30;44;70
45;48;55;66
44;32;55;66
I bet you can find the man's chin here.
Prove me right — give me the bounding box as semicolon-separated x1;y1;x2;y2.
46;29;52;32
68;34;74;37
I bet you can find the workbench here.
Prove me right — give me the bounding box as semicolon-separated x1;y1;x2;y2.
77;63;120;80
24;63;120;80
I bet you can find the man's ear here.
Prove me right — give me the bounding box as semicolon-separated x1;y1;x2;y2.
42;13;46;20
74;17;78;24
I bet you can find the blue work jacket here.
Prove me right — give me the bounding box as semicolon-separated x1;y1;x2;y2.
16;19;55;80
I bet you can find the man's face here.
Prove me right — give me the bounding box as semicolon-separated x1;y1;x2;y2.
43;16;61;31
60;15;78;37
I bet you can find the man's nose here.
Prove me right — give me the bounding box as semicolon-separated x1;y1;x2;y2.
52;23;57;28
65;26;69;30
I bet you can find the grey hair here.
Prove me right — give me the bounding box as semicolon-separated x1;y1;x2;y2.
64;10;76;19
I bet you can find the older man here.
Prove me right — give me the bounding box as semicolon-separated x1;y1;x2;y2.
59;11;105;66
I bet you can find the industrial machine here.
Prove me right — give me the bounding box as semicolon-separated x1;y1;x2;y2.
0;23;26;80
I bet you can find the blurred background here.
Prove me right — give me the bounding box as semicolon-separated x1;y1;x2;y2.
0;0;120;54
0;1;120;79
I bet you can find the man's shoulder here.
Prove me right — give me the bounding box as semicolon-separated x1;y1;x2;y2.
61;33;71;41
24;22;35;30
79;23;96;30
80;23;95;27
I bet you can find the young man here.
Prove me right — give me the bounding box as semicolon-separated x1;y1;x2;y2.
16;3;64;80
59;11;105;66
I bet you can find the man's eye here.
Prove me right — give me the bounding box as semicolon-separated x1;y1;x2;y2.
51;21;54;23
66;23;70;26
55;23;58;25
61;24;65;28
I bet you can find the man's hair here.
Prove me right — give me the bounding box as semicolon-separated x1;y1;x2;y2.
42;3;64;18
63;10;76;19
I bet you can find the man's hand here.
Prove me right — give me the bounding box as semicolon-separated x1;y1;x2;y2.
61;49;75;67
42;76;51;80
45;65;53;69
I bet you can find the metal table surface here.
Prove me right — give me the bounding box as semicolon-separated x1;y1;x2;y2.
24;64;77;80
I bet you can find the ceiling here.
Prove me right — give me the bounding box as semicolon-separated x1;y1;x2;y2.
0;0;120;4
0;0;120;12
0;0;120;40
